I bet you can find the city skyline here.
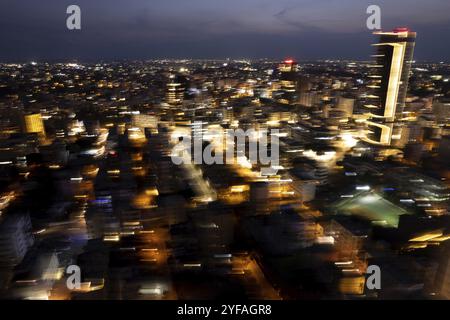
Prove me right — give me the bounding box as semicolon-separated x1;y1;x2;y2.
0;0;449;305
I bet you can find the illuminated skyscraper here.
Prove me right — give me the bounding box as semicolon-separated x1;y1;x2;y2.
23;113;46;137
277;59;299;104
364;28;416;145
278;59;298;74
165;75;185;106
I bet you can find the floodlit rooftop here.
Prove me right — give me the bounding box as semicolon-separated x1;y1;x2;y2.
334;192;410;228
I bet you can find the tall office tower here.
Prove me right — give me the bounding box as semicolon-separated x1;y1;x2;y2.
279;59;299;74
278;59;299;104
23;113;46;137
165;75;185;106
364;28;416;145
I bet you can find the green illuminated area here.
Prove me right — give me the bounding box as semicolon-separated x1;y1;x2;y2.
334;192;410;228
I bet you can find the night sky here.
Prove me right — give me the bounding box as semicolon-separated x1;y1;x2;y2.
1;0;449;62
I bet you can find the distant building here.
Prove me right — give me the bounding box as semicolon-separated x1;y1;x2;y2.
23;113;45;137
438;135;450;160
430;243;450;299
0;214;34;267
299;91;319;107
277;59;299;104
404;142;424;163
10;251;60;299
289;175;317;203
39;140;69;166
324;218;369;296
336;96;355;118
245;210;322;255
131;114;158;129
432;99;450;123
438;255;450;299
166;75;185;106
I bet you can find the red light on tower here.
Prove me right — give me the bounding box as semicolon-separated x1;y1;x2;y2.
284;59;294;64
393;27;410;33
